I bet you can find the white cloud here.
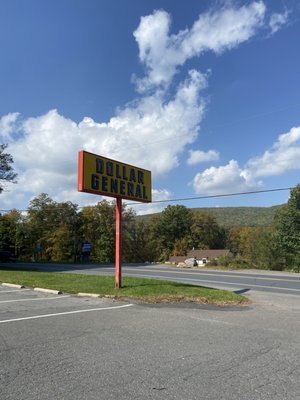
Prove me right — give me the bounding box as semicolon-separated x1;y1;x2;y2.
129;188;172;215
246;126;300;177
181;1;266;55
53;189;101;209
0;112;20;141
192;160;261;195
133;2;266;91
192;126;300;196
187;149;219;165
269;10;289;34
274;125;300;148
0;70;206;210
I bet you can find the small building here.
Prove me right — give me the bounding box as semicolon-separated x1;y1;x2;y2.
169;249;232;266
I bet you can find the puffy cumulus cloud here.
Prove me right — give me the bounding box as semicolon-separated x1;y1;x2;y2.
246;126;300;178
133;2;266;91
0;70;205;210
10;111;79;174
187;149;219;165
97;69;207;174
192;160;261;195
192;126;300;196
0;112;20;141
273;125;300;148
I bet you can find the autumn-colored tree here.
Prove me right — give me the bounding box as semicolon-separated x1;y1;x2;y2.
122;218;158;262
172;238;191;256
46;202;79;261
191;212;225;250
0;209;22;253
27;194;79;261
248;227;284;270
80;200;116;263
226;227;259;257
149;205;193;260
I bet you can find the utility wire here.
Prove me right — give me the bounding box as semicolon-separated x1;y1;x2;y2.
128;187;293;206
0;186;294;213
149;187;293;204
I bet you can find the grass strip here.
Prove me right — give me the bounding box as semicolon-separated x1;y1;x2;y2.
0;268;247;305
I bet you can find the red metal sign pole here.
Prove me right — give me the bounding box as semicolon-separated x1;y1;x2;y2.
115;197;122;289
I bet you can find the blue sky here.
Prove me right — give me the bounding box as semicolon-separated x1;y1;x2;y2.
0;0;300;214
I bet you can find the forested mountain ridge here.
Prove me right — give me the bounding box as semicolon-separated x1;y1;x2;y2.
138;205;283;228
192;205;283;227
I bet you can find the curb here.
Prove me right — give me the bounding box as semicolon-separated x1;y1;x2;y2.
1;284;104;299
34;287;63;295
1;284;101;298
2;283;25;289
77;292;99;298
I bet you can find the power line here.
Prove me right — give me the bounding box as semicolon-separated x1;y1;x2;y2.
0;186;294;214
129;186;294;206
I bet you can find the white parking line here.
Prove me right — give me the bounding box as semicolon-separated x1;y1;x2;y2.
0;295;70;304
0;303;134;324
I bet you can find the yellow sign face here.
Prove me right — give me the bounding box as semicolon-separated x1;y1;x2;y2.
78;151;152;203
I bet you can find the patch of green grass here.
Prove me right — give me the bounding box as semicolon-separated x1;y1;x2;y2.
0;268;247;305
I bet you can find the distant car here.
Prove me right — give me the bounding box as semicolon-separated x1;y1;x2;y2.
0;250;17;263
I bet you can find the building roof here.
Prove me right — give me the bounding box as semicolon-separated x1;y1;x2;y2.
169;249;231;264
187;249;231;259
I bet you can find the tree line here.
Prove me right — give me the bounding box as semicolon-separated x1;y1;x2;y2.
1;186;300;271
0;193;225;263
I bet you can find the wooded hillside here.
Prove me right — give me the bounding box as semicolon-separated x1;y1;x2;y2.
138;205;282;228
191;206;282;227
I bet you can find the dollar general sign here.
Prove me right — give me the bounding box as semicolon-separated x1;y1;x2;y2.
78;151;152;203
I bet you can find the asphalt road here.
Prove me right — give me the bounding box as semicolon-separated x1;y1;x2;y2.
109;264;300;296
7;262;300;296
0;284;299;400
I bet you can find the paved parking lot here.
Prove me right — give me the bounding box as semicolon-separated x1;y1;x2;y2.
1;285;300;400
0;285;132;325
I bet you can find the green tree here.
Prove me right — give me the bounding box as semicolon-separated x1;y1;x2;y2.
15;214;35;261
27;193;79;261
0;209;22;252
226;227;259;257
191;212;226;250
27;193;57;260
172;237;191;256
80;200;116;263
0;209;36;260
149;205;193;260
45;201;79;261
121;215;157;262
273;185;300;269
146;215;164;259
248;227;285;271
46;225;74;262
0;144;17;193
